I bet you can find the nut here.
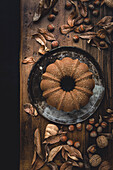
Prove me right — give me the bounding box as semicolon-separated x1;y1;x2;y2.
65;1;72;10
47;24;55;32
78;162;84;168
73;35;79;42
97;126;103;133
48;14;55;21
90;131;97;138
86;124;93;131
67;139;73;146
88;4;95;10
60;135;67;142
74;141;80;148
52;7;58;15
84;18;91;25
87;144;96;154
106;108;113;113
51;41;59;48
100;41;106;47
92;9;99;16
76;123;82;130
98;161;111;170
68;125;75;131
94;0;100;6
101;122;107;128
89;154;102;167
95;123;99;127
96;135;108;148
79;25;85;33
89;118;95;124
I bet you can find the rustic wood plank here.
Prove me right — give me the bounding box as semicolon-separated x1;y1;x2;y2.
20;0;113;169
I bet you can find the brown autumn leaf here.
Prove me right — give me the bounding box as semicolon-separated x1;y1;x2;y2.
31;147;37;165
78;0;87;18
79;32;96;39
45;144;50;161
38;45;50;55
48;145;63;162
34;128;43;159
96;16;113;27
67;153;78;161
47;162;58;170
43;134;61;144
38;28;56;41
60;162;73;170
103;22;113;34
84;25;93;32
23;103;38;116
61;147;68;161
32;33;46;46
68;10;78;27
22;57;36;64
60;25;74;35
74;16;84;26
31;156;45;170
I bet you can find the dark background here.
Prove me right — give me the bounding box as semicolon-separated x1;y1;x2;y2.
1;0;20;169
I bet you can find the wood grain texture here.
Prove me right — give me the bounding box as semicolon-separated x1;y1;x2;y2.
20;0;113;169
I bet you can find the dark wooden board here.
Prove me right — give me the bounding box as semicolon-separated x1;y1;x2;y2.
20;0;113;169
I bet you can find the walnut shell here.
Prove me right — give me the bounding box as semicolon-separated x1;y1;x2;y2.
96;135;108;148
89;154;102;167
98;161;111;170
105;0;113;8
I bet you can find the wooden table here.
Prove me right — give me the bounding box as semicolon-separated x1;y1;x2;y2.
20;0;113;169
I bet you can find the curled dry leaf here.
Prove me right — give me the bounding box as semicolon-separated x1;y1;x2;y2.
45;124;59;138
47;162;58;170
38;45;50;55
96;16;113;27
67;153;78;161
31;147;37;165
60;162;73;170
68;10;78;27
43;134;61;144
60;25;74;34
84;25;93;32
31;156;45;170
74;16;84;26
23;103;38;116
79;32;96;39
22;57;36;64
45;144;50;161
32;33;46;46
78;0;87;18
48;145;63;162
61;147;68;161
103;22;113;34
38;28;56;41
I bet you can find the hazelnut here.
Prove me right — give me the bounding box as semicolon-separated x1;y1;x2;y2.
67;139;73;146
65;1;72;10
90;131;97;138
52;7;58;15
78;162;84;168
87;144;96;154
73;35;79;42
68;125;75;131
51;41;59;48
48;14;55;21
92;9;99;16
89;118;95;124
101;121;107;128
97;126;103;133
47;24;55;32
76;123;82;130
60;135;67;142
74;141;80;148
100;41;106;47
98;161;111;170
89;154;102;167
94;0;100;6
96;135;108;148
88;4;95;10
86;124;93;131
79;25;85;33
84;18;91;25
95;123;99;127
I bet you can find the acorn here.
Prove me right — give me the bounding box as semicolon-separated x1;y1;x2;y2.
97;126;103;133
76;123;82;131
68;125;75;131
73;35;79;42
89;118;95;124
67;139;73;146
88;4;95;10
47;24;55;32
101;121;107;128
90;131;97;138
51;41;59;48
87;144;96;154
94;0;100;6
52;7;58;15
48;14;55;21
60;135;67;142
79;25;85;33
74;141;80;148
84;18;91;25
86;124;93;131
92;9;99;16
100;41;106;47
65;1;72;10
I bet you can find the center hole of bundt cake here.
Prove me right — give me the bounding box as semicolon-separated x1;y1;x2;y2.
60;76;75;92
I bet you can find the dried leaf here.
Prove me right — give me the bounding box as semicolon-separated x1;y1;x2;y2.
34;128;43;159
45;124;59;138
31;147;37;165
97;16;113;27
68;153;78;161
45;144;50;161
60;162;73;170
68;10;78;27
22;57;36;64
60;25;74;35
99;115;103;124
47;162;58;170
79;32;96;39
61;147;68;161
78;1;87;18
23;103;38;116
31;156;45;170
84;25;93;32
74;16;84;26
103;22;113;34
38;45;50;55
48;145;63;162
43;134;61;144
38;28;56;41
32;33;46;46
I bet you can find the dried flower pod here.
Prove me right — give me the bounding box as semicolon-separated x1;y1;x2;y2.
44;124;59;138
73;35;79;42
95;123;99;127
96;135;108;148
52;7;58;15
76;123;82;130
89;154;102;167
51;41;59;48
48;14;55;21
84;18;91;25
101;122;107;128
67;139;74;146
60;135;67;142
74;141;80;148
92;9;99;16
65;1;72;10
90;131;97;137
94;0;100;6
78;162;84;168
106;108;113;113
86;124;93;131
88;4;95;10
47;24;55;32
87;144;96;154
89;118;95;124
98;161;111;170
68;125;75;131
97;126;103;133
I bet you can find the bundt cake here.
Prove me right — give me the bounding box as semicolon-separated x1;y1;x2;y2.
40;57;95;112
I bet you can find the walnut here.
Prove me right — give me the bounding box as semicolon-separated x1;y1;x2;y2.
89;154;102;167
98;161;111;170
96;135;108;148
